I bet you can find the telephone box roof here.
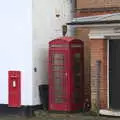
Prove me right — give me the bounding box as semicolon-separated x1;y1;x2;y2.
49;37;83;45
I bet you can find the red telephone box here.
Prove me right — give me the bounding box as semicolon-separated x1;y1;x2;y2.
48;37;84;111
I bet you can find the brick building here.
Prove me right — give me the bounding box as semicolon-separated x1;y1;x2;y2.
70;0;120;116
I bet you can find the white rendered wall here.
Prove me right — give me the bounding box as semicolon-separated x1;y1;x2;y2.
0;0;32;105
32;0;74;105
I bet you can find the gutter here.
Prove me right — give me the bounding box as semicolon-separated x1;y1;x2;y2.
67;20;120;25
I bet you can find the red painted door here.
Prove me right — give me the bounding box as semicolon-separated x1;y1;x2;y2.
8;71;21;107
49;50;69;111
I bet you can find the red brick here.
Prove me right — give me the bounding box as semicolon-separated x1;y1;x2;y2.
90;39;107;109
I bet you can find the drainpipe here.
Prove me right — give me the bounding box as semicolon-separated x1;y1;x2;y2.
96;60;101;116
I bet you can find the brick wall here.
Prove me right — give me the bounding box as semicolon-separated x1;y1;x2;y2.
73;0;118;111
74;0;120;17
90;39;107;110
77;0;120;9
75;10;120;17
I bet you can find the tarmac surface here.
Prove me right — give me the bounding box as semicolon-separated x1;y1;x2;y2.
0;110;120;120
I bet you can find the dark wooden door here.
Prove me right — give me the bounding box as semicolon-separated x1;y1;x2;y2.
109;40;120;109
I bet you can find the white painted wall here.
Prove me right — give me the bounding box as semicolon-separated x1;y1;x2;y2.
0;0;32;105
0;0;73;106
32;0;73;105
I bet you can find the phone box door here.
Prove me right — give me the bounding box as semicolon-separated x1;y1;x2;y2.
8;71;21;107
49;50;69;111
71;46;84;110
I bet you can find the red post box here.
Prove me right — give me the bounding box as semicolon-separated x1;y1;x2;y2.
48;37;84;111
8;71;21;107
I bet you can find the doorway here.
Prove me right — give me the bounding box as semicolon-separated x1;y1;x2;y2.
109;40;120;109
